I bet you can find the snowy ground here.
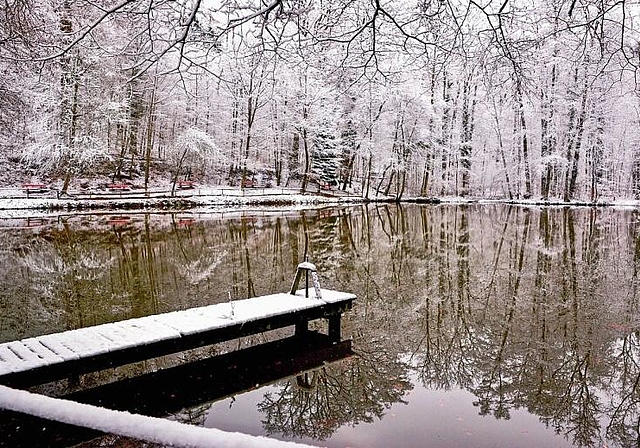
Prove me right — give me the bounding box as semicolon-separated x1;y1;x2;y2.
1;184;638;218
0;185;364;216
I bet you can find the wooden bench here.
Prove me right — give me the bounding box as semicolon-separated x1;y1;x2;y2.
178;180;195;189
107;216;131;226
178;218;196;227
108;183;130;192
22;183;48;197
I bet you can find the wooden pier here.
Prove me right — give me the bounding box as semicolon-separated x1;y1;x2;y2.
0;262;355;387
0;333;353;447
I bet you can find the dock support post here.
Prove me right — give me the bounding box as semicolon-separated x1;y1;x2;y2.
328;315;341;341
295;320;308;336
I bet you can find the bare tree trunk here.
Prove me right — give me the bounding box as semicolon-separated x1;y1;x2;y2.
440;72;452;196
300;126;310;193
144;81;157;192
540;63;557;200
632;147;640;200
58;0;79;194
286;132;300;188
459;76;476;197
376;164;391;197
491;99;513;200
516;83;532;198
564;67;589;202
363;153;372;199
299;74;310;194
589;104;604;202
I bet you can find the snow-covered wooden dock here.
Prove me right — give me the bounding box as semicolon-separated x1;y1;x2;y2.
1;334;353;447
0;269;355;386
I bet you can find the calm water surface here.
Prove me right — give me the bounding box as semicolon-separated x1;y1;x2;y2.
1;204;639;447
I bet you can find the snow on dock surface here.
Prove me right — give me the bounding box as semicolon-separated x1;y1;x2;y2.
0;384;315;447
0;289;355;377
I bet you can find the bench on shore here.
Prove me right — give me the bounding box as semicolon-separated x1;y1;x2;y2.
0;262;355;387
22;183;48;197
108;183;130;192
107;216;132;226
178;180;195;189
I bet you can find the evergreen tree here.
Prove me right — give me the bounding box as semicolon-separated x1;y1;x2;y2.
311;119;340;188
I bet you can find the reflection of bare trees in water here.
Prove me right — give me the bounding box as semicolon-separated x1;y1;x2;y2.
258;345;412;440
606;333;640;446
8;205;640;446
399;206;640;447
169;402;211;427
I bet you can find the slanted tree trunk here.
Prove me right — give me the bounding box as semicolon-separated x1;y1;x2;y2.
363;153;372;199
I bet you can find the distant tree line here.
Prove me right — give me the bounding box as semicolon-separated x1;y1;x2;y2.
1;0;639;200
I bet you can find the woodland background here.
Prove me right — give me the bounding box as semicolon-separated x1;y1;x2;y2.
1;0;639;201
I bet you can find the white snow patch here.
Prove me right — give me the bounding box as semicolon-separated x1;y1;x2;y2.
0;385;315;447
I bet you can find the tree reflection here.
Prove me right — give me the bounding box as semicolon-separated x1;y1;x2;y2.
258;339;412;440
388;205;640;447
4;205;640;446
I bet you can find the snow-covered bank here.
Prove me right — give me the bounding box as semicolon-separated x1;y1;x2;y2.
1;186;639;215
0;188;364;213
0;385;314;448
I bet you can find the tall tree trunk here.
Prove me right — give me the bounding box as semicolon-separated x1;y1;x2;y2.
363;153;372;199
492;99;513;200
459;76;476;197
241;91;256;190
421;65;437;197
540;63;557;200
516;82;532;198
286;132;300;188
58;0;79;194
564;67;589;202
440;72;452;196
589;105;604;202
300;126;310;193
632;147;640;200
144;81;157;192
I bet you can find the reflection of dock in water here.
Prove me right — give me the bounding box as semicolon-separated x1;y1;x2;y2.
0;332;354;447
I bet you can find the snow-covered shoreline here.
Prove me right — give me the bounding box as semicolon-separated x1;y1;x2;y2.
0;187;638;218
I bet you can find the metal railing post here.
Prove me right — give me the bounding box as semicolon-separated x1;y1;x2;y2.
289;261;322;300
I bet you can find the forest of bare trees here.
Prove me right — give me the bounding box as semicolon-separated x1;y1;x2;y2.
1;0;640;200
